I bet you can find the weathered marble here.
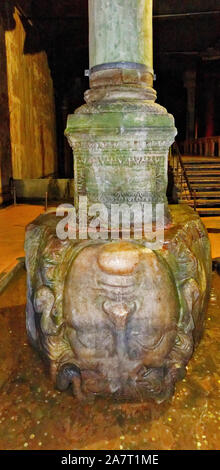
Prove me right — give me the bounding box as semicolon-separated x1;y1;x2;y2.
25;206;211;402
25;0;212;403
65;101;176;223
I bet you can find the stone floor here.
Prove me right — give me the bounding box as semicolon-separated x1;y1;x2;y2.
201;217;220;259
0;204;44;292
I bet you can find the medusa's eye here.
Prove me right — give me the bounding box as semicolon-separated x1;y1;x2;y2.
126;326;164;352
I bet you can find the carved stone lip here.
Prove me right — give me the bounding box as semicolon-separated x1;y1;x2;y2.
99;281;134;289
98;282;136;301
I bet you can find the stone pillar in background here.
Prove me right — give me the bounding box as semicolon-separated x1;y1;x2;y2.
0;13;13;204
5;8;57;180
65;0;176;224
184;69;196;141
205;74;215;139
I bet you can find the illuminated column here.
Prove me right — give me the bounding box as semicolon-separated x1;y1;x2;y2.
184;69;196;140
65;0;176;224
205;75;215;139
87;0;155;99
89;0;153;72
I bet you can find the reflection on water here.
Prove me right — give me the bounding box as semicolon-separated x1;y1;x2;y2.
0;268;219;450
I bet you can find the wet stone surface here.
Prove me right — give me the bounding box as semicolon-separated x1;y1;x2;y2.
0;268;219;450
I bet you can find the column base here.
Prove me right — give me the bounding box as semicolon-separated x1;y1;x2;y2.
25;204;212;403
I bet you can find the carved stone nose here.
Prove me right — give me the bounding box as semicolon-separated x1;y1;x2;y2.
103;300;136;328
98;242;139;275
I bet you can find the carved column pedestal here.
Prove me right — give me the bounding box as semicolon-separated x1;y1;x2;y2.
65;97;176;224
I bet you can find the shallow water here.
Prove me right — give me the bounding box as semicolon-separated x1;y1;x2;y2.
0;268;219;450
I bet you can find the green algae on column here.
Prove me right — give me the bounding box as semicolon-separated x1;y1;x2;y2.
89;0;153;71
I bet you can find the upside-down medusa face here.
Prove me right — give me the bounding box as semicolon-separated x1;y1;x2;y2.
63;241;180;398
